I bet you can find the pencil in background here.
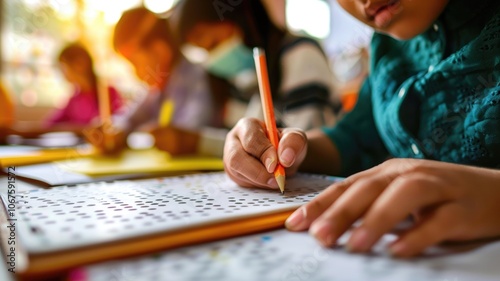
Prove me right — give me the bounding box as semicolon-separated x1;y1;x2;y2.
97;78;115;151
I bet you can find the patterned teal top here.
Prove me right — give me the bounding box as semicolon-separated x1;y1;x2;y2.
324;0;500;176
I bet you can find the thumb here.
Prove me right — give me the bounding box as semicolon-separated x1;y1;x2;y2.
277;129;307;168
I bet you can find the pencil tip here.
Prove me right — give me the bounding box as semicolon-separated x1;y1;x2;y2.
276;175;285;194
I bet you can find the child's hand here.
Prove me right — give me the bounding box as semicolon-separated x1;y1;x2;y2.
83;124;127;155
285;158;500;257
151;126;200;156
224;118;307;189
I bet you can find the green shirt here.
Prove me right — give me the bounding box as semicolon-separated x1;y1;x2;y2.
324;0;500;176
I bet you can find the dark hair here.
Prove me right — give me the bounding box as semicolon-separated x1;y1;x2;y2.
58;42;97;90
114;7;180;60
173;0;287;94
174;0;285;46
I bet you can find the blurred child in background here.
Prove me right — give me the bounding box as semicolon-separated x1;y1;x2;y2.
45;43;123;129
89;7;228;154
152;0;342;157
1;44;123;144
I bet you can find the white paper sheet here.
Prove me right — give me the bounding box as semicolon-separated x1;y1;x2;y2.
4;172;338;253
79;228;500;281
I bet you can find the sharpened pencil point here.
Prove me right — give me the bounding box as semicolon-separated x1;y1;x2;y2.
276;175;285;194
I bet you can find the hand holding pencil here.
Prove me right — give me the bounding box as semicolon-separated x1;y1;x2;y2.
223;57;309;191
223;119;308;190
253;48;286;193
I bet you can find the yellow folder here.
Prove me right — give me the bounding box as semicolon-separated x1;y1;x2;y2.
56;148;224;176
0;146;97;168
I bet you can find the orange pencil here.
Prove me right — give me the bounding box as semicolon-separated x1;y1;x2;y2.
253;48;286;193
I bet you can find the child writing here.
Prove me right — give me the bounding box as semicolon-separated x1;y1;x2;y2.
223;0;500;257
90;7;227;154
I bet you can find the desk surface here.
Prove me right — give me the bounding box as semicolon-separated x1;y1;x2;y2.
79;228;500;281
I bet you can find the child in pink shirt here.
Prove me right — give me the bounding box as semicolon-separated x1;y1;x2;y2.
45;43;123;128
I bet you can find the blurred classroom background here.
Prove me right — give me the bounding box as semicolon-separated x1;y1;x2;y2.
1;0;372;125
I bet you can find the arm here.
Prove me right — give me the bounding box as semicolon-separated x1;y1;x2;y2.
84;90;158;154
323;77;389;176
151;62;230;156
114;90;160;135
223;76;387;187
300;129;341;175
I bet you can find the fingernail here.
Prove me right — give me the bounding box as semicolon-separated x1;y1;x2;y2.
285;207;306;230
389;242;407;256
265;157;276;173
347;228;371;252
267;178;279;189
280;148;295;166
310;222;335;247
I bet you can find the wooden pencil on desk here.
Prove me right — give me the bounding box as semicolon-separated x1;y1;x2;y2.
253;48;286;193
97;78;114;151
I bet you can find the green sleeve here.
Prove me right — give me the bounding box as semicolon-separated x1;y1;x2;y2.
322;77;389;176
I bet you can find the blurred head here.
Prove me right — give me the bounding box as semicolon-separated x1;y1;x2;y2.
337;0;449;40
186;21;242;52
114;7;180;88
58;43;96;89
173;0;285;79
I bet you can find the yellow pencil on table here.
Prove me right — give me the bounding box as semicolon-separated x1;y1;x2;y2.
253;48;286;194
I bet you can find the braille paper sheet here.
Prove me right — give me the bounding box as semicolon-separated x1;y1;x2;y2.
1;172;340;276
